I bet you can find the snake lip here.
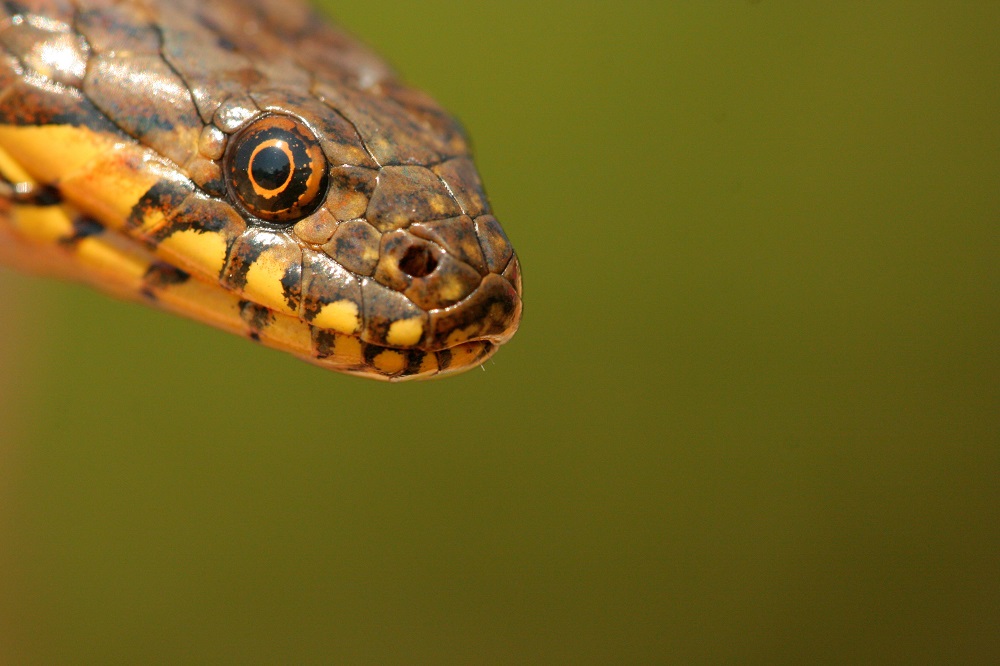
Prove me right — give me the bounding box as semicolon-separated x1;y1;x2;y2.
425;270;522;352
347;264;520;381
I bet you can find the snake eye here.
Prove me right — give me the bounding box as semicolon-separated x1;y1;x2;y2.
225;114;328;224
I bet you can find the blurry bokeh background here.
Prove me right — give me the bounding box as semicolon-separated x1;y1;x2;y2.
1;1;997;663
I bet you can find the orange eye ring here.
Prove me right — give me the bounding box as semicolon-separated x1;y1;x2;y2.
225;114;328;224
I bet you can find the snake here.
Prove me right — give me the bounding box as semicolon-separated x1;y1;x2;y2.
0;0;522;381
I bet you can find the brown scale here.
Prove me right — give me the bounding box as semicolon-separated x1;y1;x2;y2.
312;79;458;167
432;158;491;218
322;219;380;276
324;166;377;221
293;208;338;246
0;16;88;87
411;216;489;275
366;165;463;232
76;3;162;55
154;4;268;124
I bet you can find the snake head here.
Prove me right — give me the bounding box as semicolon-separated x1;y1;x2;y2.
211;82;524;380
0;0;521;380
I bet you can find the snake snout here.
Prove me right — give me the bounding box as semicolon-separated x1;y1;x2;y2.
426;267;522;350
372;212;522;352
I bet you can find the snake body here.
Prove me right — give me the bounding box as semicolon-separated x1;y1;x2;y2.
0;0;521;381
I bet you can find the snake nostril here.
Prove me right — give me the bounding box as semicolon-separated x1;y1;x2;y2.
399;244;438;278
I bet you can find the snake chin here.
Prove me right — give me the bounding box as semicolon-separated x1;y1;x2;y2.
306;337;498;383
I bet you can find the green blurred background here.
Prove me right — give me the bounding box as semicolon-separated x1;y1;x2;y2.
1;1;997;663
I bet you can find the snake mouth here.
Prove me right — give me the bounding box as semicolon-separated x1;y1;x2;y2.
323;338;498;382
309;257;522;382
112;218;521;382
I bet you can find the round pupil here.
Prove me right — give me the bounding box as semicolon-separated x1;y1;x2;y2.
251;144;292;192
